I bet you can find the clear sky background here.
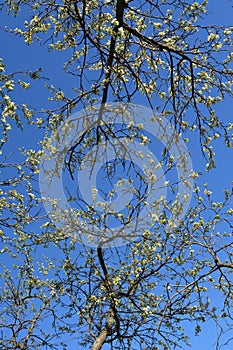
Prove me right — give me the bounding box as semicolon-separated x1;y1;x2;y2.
1;0;232;196
0;1;233;349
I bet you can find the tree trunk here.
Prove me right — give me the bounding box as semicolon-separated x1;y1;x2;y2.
90;307;115;350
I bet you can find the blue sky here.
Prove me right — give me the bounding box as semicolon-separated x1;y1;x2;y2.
1;0;232;195
1;1;233;349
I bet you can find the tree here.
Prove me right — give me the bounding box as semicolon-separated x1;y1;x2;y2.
0;0;233;349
